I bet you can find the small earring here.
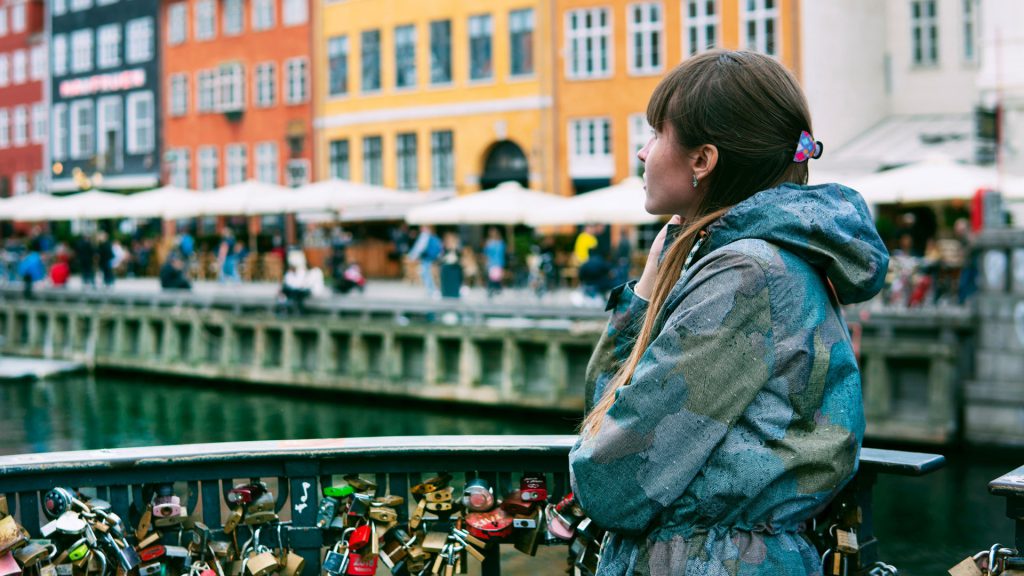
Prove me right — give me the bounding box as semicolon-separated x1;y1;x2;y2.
692;174;699;189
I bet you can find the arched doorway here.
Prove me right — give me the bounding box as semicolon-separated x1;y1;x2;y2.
480;140;528;190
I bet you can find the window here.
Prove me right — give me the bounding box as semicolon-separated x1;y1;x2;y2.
11;3;24;33
362;136;382;185
11;50;25;84
30;45;45;80
283;0;307;26
0;8;5;36
430;130;453;190
197;69;217;112
170;73;188;116
252;0;274;31
12;106;26;146
254;62;276;107
224;0;242;35
97;0;117;7
396;132;417;190
394;24;416;88
568;117;613;178
70;0;90;12
963;0;976;62
53;0;66;17
285;58;307;103
566;8;611;79
51;104;67;160
628;3;662;74
219;63;244;111
13;174;29;196
96;96;122;169
0;55;7;86
911;1;939;65
361;30;380;91
194;0;215;41
468;14;492;81
0;110;8;149
169;148;190;188
255;142;278;183
327;36;348;96
628;113;651;176
31;103;45;144
198;146;218;190
509;9;534;77
52;34;67;76
69;99;94;159
741;0;779;57
226;144;247;184
98;24;120;68
429;20;451;84
329;139;349;180
126;91;153;154
168;3;187;45
685;0;719;55
71;29;93;73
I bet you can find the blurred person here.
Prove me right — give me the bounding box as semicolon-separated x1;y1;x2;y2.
159;254;192;291
97;231;115;288
17;239;45;299
574;224;599;264
955;217;978;304
49;247;71;288
217;229;241;283
439;231;463;299
483;227;506;298
278;249;325;314
75;233;96;288
328;226;353;282
408;225;442;297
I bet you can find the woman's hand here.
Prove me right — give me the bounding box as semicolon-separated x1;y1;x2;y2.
634;215;682;300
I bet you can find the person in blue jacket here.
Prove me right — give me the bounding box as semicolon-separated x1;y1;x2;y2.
569;50;889;576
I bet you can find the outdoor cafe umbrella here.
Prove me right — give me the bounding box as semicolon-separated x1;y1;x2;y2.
0;192;63;221
285;179;418;214
116;185;199;219
14;190;128;221
162;180;290;219
526;177;660;226
845;156;1024;205
405;181;567;225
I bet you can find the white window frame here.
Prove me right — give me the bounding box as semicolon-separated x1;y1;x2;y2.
911;0;939;66
327;36;348;96
194;0;216;41
11;3;25;33
52;34;67;76
51;103;67;160
395;132;417;191
198;145;219;190
565;8;612;80
255;141;279;184
96;95;121;167
30;44;45;80
430;130;454;190
283;0;307;27
568;117;614;179
13;174;29;196
31;103;45;144
223;0;243;35
53;0;67;16
12;106;27;146
169;148;190;189
468;13;493;82
197;69;217;112
741;0;780;57
254;62;276;107
0;55;7;86
126;17;153;64
0;109;8;149
962;0;977;63
252;0;274;31
628;113;651;177
70;0;91;12
170;73;189;116
285;57;307;104
69;99;94;160
509;8;534;77
394;24;416;89
218;63;245;111
11;49;25;84
683;0;718;56
627;2;663;75
126;90;154;154
0;8;6;36
97;24;120;69
226;144;247;184
70;29;92;73
168;3;187;45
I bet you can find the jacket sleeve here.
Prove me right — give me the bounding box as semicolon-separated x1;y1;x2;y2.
583;281;649;414
569;251;773;535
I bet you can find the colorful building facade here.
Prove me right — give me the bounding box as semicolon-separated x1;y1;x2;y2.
162;0;313;191
0;0;45;197
313;0;555;195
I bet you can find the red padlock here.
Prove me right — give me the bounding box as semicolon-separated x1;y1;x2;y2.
520;473;547;503
343;551;377;576
347;524;372;551
465;509;514;541
138;546;166;563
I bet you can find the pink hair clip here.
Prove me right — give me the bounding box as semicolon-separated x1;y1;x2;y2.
793;130;823;163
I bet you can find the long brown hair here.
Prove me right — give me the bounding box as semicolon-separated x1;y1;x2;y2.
581;50;814;437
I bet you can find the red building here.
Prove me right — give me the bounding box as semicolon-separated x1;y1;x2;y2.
0;0;45;197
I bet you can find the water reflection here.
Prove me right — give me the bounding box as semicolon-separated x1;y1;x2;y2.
0;374;578;455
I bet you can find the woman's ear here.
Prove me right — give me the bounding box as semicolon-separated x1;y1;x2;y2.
691;144;719;180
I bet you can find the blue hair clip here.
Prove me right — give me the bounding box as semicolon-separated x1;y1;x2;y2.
793;131;823;163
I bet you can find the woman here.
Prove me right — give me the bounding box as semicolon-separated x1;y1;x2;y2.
568;51;889;575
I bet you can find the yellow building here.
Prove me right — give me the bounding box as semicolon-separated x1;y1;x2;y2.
314;0;557;195
554;0;802;195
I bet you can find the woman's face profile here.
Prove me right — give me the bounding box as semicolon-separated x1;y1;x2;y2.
638;123;699;217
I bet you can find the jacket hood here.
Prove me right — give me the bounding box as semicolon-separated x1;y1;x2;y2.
700;183;889;304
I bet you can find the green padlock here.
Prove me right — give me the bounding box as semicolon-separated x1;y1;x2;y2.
323;485;354;499
67;541;90;563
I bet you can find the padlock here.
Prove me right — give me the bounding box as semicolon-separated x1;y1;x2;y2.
373;495;403;508
66;540;89;565
0;517;27;555
461;480;493;513
322;486;353;500
420;532;447;554
243;550;277;576
513;507;544;557
342;476;376;494
499;491;534;516
321;542;349;576
408;500;427;531
280;551;304;576
137;533;160;551
315;498;338;529
227;484;267;507
342;552;375;576
13;542;50;567
247;492;276;515
152;506;188;528
152;495;182;520
367;507;396;525
520;473;547;503
346;495;370;519
138;546;165;564
835;527;859;555
223;508;243;535
0;552;20;576
103;532;140;572
346;525;371;552
42;489;76;521
242;511;278;527
137;562;161;576
410;474;451;496
423;489;452;505
425;502;452;513
0;496;7;517
544;504;575;541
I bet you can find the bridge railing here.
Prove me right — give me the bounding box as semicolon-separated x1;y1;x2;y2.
0;436;943;576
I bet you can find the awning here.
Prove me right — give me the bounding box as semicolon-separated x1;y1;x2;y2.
526;177;660;226
406;181;567;225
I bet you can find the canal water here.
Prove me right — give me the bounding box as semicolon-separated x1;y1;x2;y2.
0;373;1018;575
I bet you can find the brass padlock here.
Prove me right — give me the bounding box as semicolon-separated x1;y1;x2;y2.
835;528;859;555
15;542;52;567
247;492;276;515
423;489;452;505
243;511;278;526
244;550;278;576
373;495;403;508
367;507;397;525
281;551;304;576
421;531;447;554
0;516;27;555
223;508;243;535
342;476;376;494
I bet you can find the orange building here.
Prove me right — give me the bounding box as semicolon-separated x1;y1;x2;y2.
161;0;313;199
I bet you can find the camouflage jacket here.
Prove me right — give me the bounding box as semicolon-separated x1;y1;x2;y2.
569;183;889;576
